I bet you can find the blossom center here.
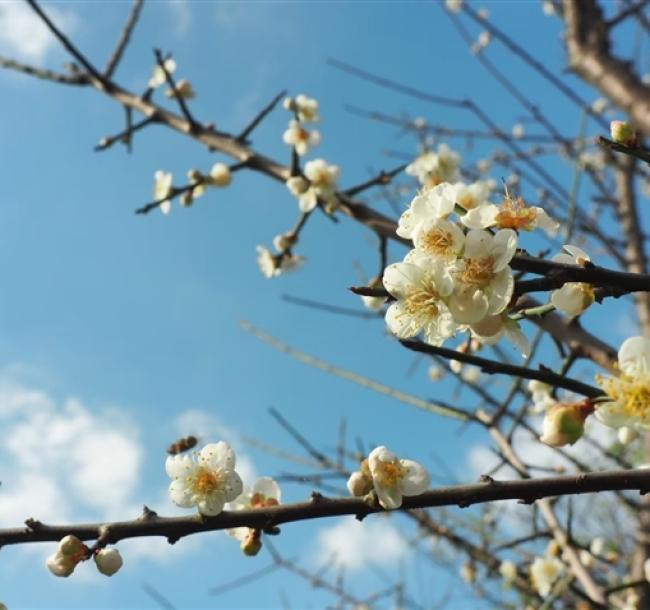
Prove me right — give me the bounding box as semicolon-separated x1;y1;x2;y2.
404;287;440;319
495;195;537;230
461;256;496;287
195;469;221;495
421;229;455;258
598;374;650;424
375;461;405;487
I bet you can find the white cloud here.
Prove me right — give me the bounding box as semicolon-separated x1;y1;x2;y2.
0;2;78;62
315;517;408;571
0;385;143;528
167;0;191;37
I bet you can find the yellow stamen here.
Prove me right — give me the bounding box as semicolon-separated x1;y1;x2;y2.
461;257;496;287
194;469;220;495
421;228;455;258
596;373;650;424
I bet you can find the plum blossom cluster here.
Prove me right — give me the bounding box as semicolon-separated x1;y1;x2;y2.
166;442;282;556
153;162;232;214
347;445;430;509
282;94;321;156
47;535;122;578
148;56;196;100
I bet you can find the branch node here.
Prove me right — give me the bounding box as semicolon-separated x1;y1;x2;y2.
24;518;42;531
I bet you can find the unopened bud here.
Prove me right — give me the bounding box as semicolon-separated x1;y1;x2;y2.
209;163;232;187
540;401;592;447
58;535;85;557
180;191;194;207
283;97;296;112
499;560;517;583
46;552;76;577
273;232;297;252
286;176;310;196
360;276;385;311
460;561;476;583
240;530;262;556
347;470;372;497
187;169;203;182
94;548;123;576
610;120;636;146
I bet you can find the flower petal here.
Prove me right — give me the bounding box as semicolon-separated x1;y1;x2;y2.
618;336;650;376
399;459;430;496
199;442;236;470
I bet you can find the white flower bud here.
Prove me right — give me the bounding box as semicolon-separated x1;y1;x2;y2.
610;120;636;146
209;163;232;187
180;191;194;207
590;537;604;556
46;552;76;577
540;402;590;447
460;561;476;583
58;535;85;557
94;548;123;576
347;470;373;497
286;176;310;196
618;426;638;444
499;560;517;583
240;530;263;557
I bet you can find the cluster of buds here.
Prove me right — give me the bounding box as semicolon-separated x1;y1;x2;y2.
46;535;122;578
153;162;232;214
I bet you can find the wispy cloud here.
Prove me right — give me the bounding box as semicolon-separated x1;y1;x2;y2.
315;516;409;571
0;2;78;62
167;0;191;37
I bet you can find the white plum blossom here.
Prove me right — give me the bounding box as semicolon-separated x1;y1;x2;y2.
528;379;555;413
396;183;457;240
154;170;174;215
94;548;123;576
209;163;232;187
461;192;559;236
165;441;243;516
227;477;281;546
530;556;564;597
448;229;517;325
288;159;340;213
550;245;595;316
406;144;461;188
499;560;517;583
282;120;321;156
449;180;492;211
471;314;530;358
165;78;196;100
256;246;305;278
347;446;430;510
284;94;320;123
412;217;465;262
595;336;650;430
149;57;176;88
383;251;457;346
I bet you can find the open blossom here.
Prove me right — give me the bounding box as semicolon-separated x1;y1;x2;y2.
348;446;430;509
396;183;457;240
227;477;281;547
470;313;530;358
283;94;320;123
528;379;555;413
596;336;650;430
530;556;564;597
282;120;321;156
550;245;595;316
383;250;457;346
413;217;465;262
256;246;305;278
406;144;461;188
148;57;176;88
166;441;243;516
94;548;123;576
448;229;517;325
165;78;196;100
291;158;340;213
449;180;492;212
461;191;559;236
154;170;174;215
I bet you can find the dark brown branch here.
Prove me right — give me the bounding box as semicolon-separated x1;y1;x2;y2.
0;56;86;85
3;469;650;548
599;136;650;165
104;0;145;79
343;163;409;197
237;90;286;144
95;115;159;151
399;339;604;398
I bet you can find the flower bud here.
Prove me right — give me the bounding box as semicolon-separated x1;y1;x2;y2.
360;277;385;311
460;561;476;583
283;97;296;112
209;163;232;187
618;426;638;444
46;552;76;577
187;169;203;182
286;176;310;196
347;470;372;497
610;120;636;146
58;535;85;557
94;548;123;576
499;560;517;583
240;530;262;557
273;232;297;252
540;401;591;447
180;191;194;207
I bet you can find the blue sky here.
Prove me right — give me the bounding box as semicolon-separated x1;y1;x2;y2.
0;1;643;608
